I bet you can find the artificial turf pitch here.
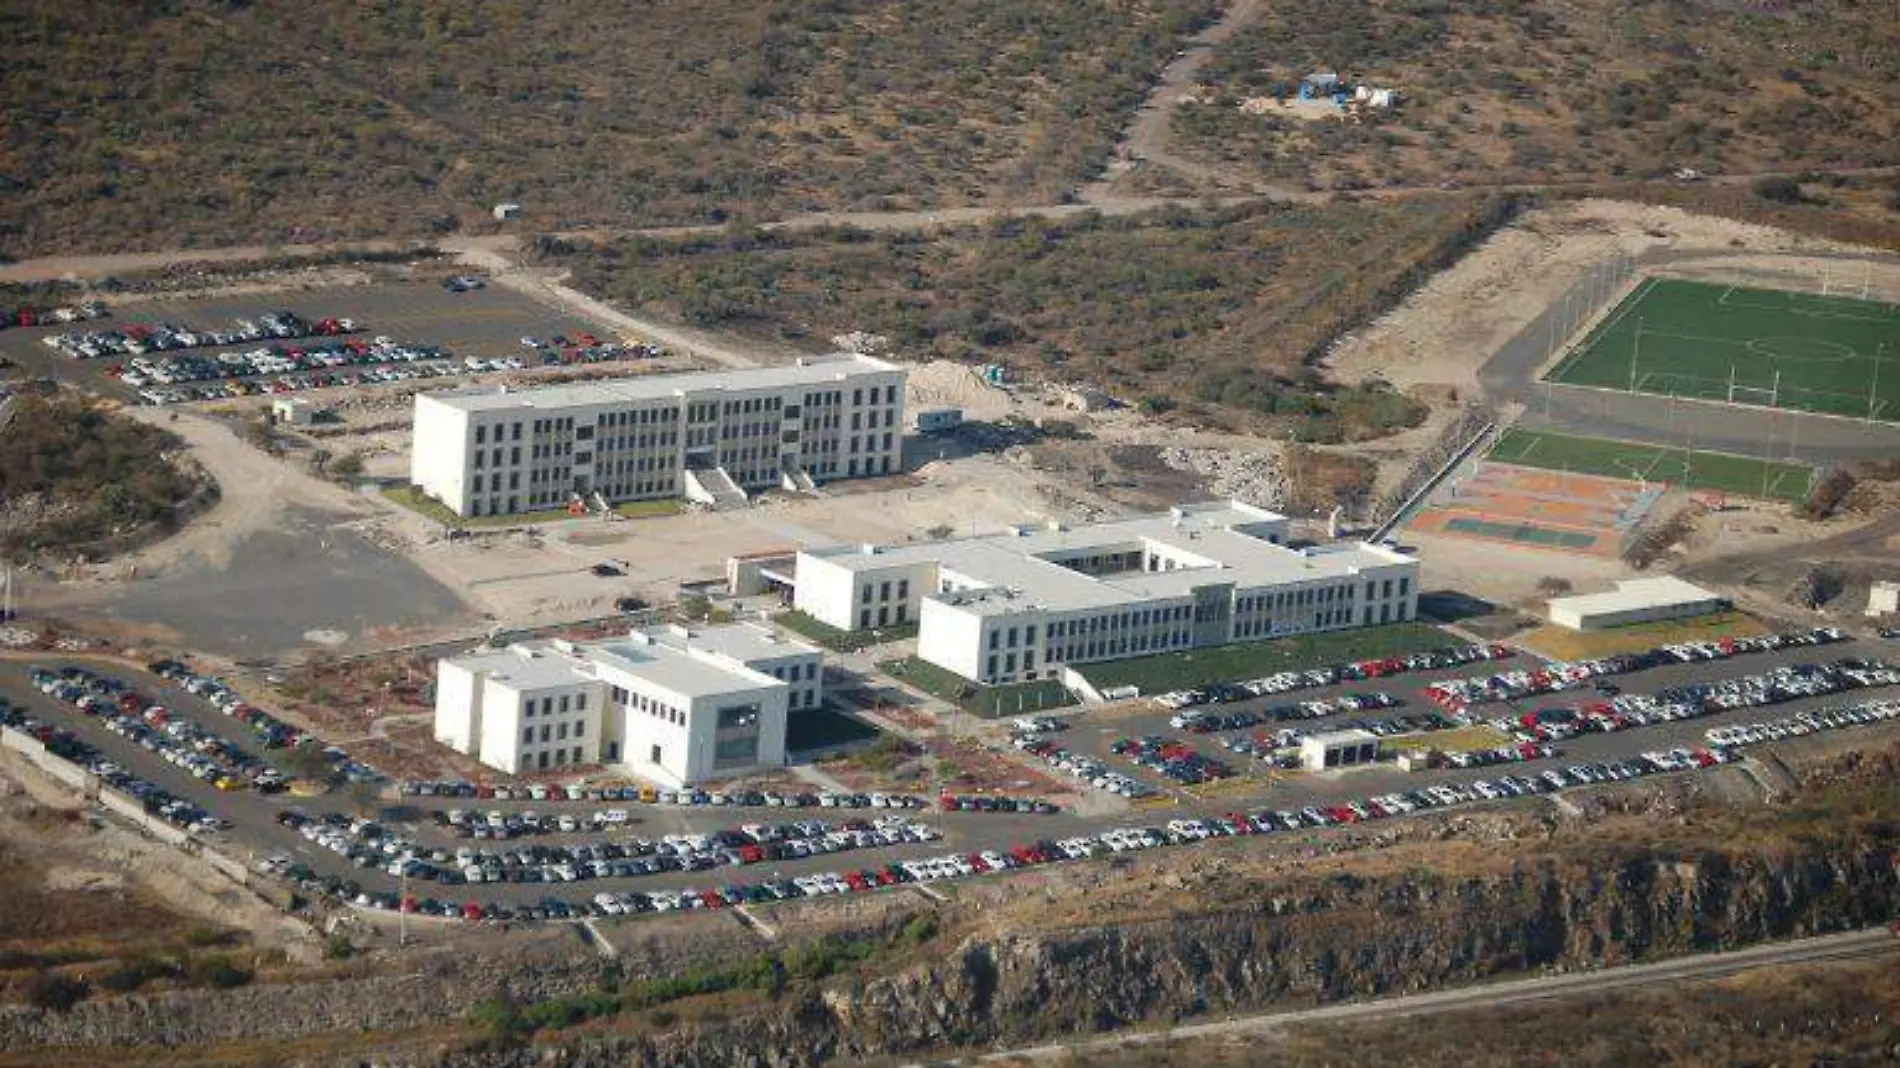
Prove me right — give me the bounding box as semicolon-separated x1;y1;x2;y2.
1487;428;1816;502
1545;278;1900;421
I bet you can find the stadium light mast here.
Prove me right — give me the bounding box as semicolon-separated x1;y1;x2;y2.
1871;344;1885;425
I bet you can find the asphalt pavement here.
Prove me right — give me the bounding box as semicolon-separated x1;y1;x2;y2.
0;281;629;403
4;640;1899;912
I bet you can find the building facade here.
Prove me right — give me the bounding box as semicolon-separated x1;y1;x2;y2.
410;354;906;517
795;501;1420;686
432;623;823;786
1547;576;1725;632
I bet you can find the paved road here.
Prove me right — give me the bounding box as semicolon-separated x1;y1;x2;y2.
1479;247;1900;464
3;640;1896;909
949;926;1900;1065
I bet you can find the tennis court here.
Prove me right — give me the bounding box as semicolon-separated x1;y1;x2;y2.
1407;456;1662;557
1487;428;1816;502
1544;277;1900;421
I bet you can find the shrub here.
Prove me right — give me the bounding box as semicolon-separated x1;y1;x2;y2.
23;972;89;1013
97;954;180;993
323;934;355;961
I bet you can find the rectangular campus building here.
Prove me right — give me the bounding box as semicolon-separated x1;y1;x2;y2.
794;501;1420;686
409;354;906;517
432;623;824;787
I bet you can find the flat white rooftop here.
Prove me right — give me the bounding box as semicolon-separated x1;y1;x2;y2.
641;622;817;663
806;502;1412;616
1548;575;1720;618
421;353;900;414
448;625;787;699
1304;728;1379;748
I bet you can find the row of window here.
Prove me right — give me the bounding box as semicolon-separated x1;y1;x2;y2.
523;745;586;771
523;693;587;717
520;719;586;744
858;603;909;629
861;579;912;605
611;684;687;728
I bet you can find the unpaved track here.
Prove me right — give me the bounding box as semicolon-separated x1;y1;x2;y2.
1078;0;1303;202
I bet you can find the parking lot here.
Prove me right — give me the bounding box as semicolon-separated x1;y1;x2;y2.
0;281;646;403
4;635;1899;924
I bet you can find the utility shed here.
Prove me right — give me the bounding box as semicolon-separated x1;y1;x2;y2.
1301;728;1379;771
1548;576;1725;631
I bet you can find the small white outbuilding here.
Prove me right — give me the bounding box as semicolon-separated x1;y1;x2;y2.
1548;576;1725;631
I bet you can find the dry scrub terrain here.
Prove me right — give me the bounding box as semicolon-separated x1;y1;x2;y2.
551;197;1523;436
0;0;1216;257
1175;0;1900;191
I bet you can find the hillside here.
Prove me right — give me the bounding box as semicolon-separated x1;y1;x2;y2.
550;197;1524;437
0;397;209;559
1172;0;1900;192
0;0;1215;258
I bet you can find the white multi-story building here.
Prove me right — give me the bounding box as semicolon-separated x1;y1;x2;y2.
410;354;906;517
795;501;1419;686
432;623;824;786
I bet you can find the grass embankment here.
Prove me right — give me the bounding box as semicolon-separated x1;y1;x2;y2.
1081;622;1449;695
878;656;1075;718
775;610;916;653
1382;724;1513;756
381;486;679;528
1517;610;1770;661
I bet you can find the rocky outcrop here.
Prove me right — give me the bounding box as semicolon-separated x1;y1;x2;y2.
9;837;1890;1066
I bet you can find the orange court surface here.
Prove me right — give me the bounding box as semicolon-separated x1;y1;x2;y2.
1406;461;1663;557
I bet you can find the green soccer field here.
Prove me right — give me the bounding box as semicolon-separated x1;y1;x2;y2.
1544;278;1900;421
1487;428;1816;502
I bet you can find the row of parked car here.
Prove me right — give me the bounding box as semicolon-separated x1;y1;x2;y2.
27;667;287;794
1424;628;1848;711
310;740;1776;925
143;660;383;783
0;302;109;330
401;778;926;810
1010;734;1156;799
44;311;352;360
1152;643;1513;710
277;806;946;888
1706;698;1900;748
1493;659;1899;745
0;698;226;835
1169;691;1402;732
1108;735;1234;785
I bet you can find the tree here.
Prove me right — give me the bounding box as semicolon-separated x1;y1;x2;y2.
1535;576;1574;596
329;452;364;480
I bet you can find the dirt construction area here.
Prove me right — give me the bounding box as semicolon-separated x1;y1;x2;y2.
1409;460;1662;558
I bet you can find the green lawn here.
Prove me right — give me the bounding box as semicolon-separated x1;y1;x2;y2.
1078;622;1450;695
1545;278;1900;421
785;705;882;753
381;485;681;528
775;610;918;653
877;656;1075;718
1487;428;1815;502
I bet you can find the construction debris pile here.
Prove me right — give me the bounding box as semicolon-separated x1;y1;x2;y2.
1157;447;1287;508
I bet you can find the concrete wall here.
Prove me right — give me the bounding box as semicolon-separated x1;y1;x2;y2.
409;393;472;513
97;789;191;847
1;730;95;794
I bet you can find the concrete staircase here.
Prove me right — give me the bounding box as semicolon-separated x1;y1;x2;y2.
780;467;818;494
683;466;749;510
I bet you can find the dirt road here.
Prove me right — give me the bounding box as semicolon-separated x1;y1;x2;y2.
1078;0;1305;202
